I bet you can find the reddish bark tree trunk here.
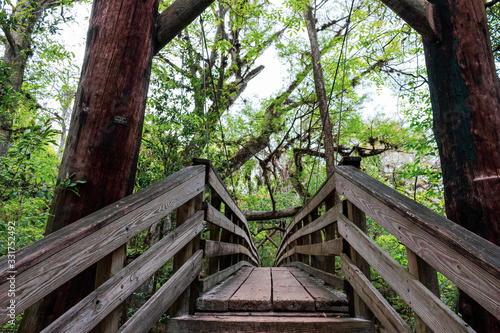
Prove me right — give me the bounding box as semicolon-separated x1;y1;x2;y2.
423;0;500;331
19;1;159;331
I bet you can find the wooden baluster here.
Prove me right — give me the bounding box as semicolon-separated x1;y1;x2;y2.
219;206;233;269
291;223;300;263
324;192;338;274
340;157;373;321
91;245;126;333
301;218;311;266
407;248;440;333
169;192;203;317
310;208;325;270
208;196;222;275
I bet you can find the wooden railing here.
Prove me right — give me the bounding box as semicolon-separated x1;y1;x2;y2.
0;160;259;332
275;158;500;332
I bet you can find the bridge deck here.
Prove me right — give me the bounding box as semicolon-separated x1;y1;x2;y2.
197;266;348;313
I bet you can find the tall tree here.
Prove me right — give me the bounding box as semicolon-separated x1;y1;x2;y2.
303;3;336;176
380;0;500;331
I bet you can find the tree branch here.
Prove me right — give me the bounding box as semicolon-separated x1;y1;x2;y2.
244;207;302;221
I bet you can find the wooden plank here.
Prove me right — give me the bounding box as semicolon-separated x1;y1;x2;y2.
193;312;350;318
117;250;203;333
338;214;474;332
41;211;204;333
196;266;253;311
229;267;272;311
200;261;253;293
344;199;372;320
279;172;336;251
206;203;259;260
170;193;203;317
279;207;337;258
0;167;205;323
203;240;256;265
208;196;222;276
407;248;439;333
336;166;500;320
294;238;343;257
166;315;374;333
283;261;345;290
288;267;348;312
0;165;204;283
272;267;315;311
341;254;412;333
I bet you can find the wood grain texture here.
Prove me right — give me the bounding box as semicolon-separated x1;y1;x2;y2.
278;207;337;261
196;267;253;311
272;268;315;311
203;240;257;265
205;166;259;264
206;203;259;260
0;165;204;282
288;267;348;312
294;238;343;257
40;211;204;333
341;254;412;333
200;261;253;293
117;250;203;333
277;173;336;258
229;268;272;311
283;261;345;290
166;315;374;333
338;214;474;332
336;166;500;320
0;168;205;323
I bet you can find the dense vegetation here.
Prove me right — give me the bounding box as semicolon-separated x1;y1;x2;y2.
1;0;498;330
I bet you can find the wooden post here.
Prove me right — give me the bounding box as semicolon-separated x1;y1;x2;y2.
208;196;222;275
169;193;203;317
340;157;373;321
301;217;311;266
310;208;326;270
219;205;233;270
407;248;440;333
324;192;338;274
90;245;126;333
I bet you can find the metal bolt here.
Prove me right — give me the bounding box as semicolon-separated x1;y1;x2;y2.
407;288;410;292
125;226;130;231
398;226;401;230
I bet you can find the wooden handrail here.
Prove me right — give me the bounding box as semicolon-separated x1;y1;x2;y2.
0;160;262;331
336;165;500;321
0;165;206;324
275;161;499;331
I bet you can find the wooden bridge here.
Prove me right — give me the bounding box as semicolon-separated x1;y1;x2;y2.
1;158;499;332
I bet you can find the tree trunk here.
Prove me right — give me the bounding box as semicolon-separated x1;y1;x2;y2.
303;4;336;176
423;0;500;331
18;0;159;331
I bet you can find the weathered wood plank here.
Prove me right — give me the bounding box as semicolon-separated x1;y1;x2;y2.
294;238;343;257
407;248;439;333
336;166;500;320
203;240;257;265
200;261;254;293
40;211;204;333
279;207;337;259
283;261;345;290
338;214;474;332
171;193;203;317
0;168;205;322
278;173;336;252
117;250;203;333
166;315;374;333
196;266;253;311
341;254;412;333
288;267;348;312
229;267;272;311
272;267;315;312
0;165;204;282
206;203;259;260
